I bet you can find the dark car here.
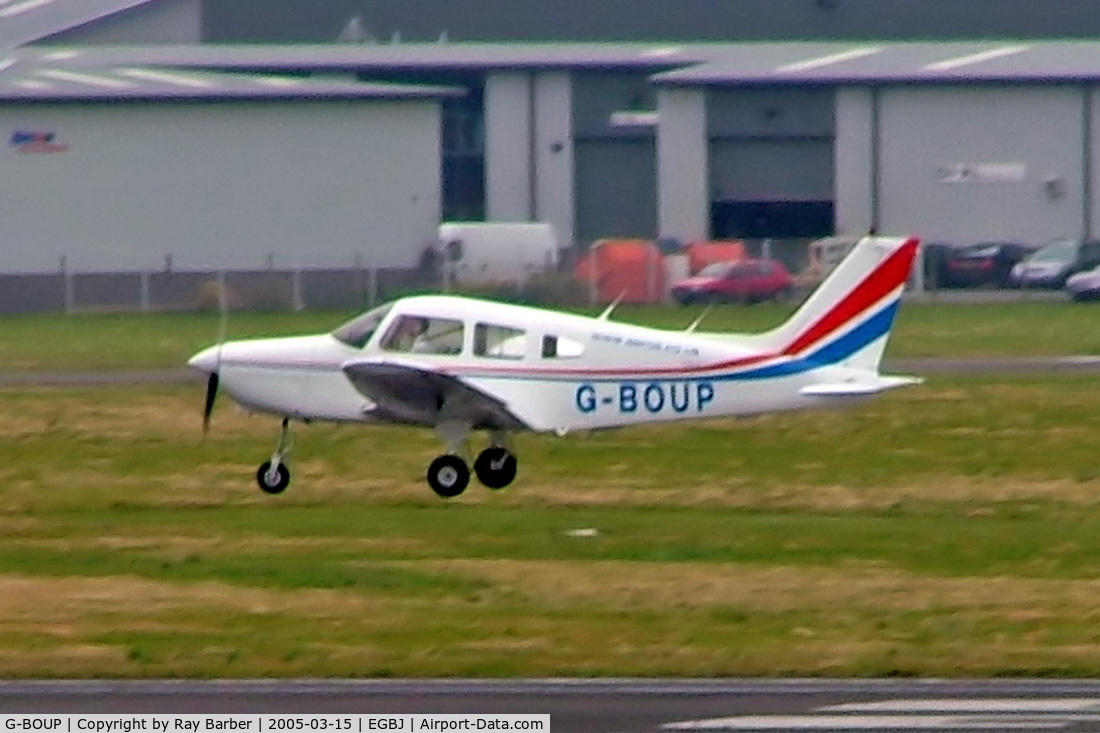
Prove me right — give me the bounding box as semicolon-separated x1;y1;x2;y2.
671;259;793;305
1010;238;1100;288
937;241;1037;288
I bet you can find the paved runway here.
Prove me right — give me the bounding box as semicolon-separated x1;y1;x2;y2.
4;680;1100;732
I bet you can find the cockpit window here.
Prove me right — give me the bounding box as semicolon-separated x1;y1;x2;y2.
474;323;526;360
331;305;392;348
381;315;465;355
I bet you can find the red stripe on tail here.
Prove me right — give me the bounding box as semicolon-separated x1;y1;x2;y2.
782;237;919;356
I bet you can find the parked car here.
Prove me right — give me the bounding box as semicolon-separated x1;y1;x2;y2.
670;258;793;305
1065;264;1100;301
937;241;1037;288
1010;238;1100;288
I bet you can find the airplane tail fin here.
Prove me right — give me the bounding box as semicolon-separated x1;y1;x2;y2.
753;235;920;373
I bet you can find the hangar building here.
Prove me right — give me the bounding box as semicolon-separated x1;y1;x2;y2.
203;0;1100;44
2;0;202;47
0;57;456;275
34;40;1100;252
10;1;1100;299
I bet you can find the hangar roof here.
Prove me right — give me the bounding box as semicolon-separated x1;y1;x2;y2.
0;58;462;102
10;42;706;73
0;0;161;49
13;39;1100;92
652;40;1100;86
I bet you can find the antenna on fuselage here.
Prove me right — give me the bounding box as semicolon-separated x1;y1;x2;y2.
597;291;627;321
684;305;712;334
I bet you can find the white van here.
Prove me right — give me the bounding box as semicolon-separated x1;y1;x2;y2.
437;222;559;287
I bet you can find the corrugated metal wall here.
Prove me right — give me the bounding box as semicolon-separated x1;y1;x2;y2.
0;98;442;273
875;86;1084;245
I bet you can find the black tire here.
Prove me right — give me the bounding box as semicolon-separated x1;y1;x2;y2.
427;454;470;498
474;447;518;490
256;461;291;495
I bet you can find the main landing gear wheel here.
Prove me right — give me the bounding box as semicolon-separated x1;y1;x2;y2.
427;454;470;498
256;461;291;495
474;447;518;490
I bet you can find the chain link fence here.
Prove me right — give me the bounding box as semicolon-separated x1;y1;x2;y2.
0;267;429;314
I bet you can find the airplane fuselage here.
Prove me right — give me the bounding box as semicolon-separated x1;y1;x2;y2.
192;296;887;435
187;235;920;497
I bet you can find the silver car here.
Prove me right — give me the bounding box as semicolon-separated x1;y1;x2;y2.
1010;238;1100;289
1066;264;1100;301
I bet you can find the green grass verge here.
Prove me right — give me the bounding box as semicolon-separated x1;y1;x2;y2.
1;299;1100;372
2;374;1100;676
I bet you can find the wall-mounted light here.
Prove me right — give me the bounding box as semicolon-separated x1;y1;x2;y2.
1043;176;1065;200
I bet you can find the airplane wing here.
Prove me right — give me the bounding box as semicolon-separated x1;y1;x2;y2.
341;357;531;431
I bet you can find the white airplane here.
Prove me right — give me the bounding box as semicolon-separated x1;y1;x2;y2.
188;234;921;498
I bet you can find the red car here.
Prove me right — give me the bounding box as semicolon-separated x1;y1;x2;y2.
671;258;794;305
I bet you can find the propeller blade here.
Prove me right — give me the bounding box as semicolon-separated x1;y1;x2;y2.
202;371;219;434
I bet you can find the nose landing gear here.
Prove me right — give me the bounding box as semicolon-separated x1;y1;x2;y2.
256;418;293;495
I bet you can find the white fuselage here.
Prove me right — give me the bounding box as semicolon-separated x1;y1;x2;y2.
190;295;883;435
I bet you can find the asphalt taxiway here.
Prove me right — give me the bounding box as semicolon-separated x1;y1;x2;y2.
5;680;1100;732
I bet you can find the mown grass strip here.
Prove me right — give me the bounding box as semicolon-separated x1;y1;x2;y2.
0;373;1099;676
1;299;1099;372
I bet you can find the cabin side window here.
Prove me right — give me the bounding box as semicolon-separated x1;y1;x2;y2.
541;334;584;359
474;323;526;360
381;315;465;355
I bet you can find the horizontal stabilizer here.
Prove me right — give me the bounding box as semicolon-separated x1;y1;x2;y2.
799;374;923;397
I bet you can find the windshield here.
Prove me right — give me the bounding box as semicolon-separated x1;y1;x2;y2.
1030;239;1076;263
698;261;736;277
331;304;392;348
959;244;999;258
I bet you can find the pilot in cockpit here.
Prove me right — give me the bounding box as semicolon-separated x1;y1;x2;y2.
384;316;431;352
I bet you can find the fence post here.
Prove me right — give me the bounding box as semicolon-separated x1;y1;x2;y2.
291;268;304;311
353;253;364;308
140;271;151;312
367;267;378;308
60;256;73;314
217;270;227;313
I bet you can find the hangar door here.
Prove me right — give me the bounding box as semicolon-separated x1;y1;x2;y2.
574;139;657;244
707;87;835;240
877;86;1083;244
709;139;834;238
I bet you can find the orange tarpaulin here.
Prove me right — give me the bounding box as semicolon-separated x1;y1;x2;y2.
683;240;746;274
575;239;666;304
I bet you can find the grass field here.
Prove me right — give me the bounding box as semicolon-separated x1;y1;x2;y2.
2;303;1100;677
1;298;1099;372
